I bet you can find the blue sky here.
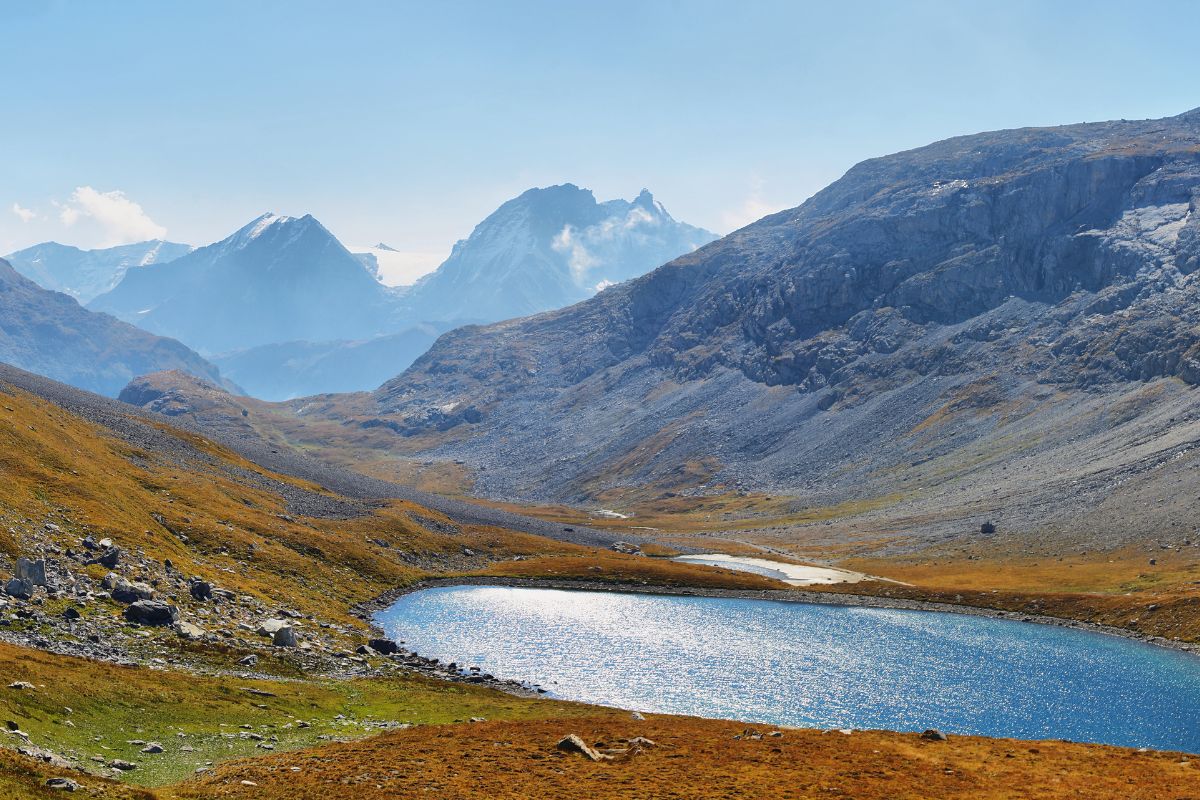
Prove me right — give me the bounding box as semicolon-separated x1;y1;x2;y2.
1;0;1196;281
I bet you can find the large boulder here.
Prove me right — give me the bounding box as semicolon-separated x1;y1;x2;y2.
87;547;121;569
4;577;33;600
15;558;47;586
272;626;298;647
367;637;400;655
256;618;288;637
110;580;154;604
124;600;178;626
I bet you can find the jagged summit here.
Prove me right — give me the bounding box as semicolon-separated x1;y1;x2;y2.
400;184;717;323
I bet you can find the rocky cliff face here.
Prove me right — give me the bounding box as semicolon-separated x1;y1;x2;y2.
356;110;1200;515
0;259;229;397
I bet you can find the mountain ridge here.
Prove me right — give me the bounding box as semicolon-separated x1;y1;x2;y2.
0;258;230;396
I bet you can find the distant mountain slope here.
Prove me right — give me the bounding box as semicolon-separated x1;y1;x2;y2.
276;109;1200;549
0;258;228;396
210;323;454;401
400;185;716;323
89;213;399;354
4;239;192;303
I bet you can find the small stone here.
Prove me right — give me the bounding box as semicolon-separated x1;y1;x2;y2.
141;742;164;754
108;759;137;771
8;681;34;690
238;654;259;667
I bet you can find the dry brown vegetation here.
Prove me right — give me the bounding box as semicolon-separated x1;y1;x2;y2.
169;716;1199;800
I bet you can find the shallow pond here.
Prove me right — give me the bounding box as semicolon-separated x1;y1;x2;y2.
376;585;1200;752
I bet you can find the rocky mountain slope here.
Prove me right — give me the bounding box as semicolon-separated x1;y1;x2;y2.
0;259;228;396
399;185;716;324
219;109;1200;556
4;239;192;303
89;214;399;355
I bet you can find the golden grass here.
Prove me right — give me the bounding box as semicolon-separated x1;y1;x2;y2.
167;716;1200;800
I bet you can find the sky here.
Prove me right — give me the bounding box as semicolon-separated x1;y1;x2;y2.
1;0;1196;284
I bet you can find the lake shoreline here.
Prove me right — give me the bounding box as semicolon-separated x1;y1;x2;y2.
355;575;1200;657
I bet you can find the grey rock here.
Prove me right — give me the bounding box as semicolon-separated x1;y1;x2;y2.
272;626;298;647
256;618;288;637
4;577;33;599
87;547;120;569
124;600;178;626
45;777;79;791
367;637;399;655
110;580;154;604
15;558;47;586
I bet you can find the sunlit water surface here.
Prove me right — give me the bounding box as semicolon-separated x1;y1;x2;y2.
376;585;1200;752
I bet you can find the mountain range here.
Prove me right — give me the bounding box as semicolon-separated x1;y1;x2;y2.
0;258;227;396
6;187;710;399
4;239;192;303
134;108;1200;557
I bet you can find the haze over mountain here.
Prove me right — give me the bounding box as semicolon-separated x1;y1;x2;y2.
89;213;399;355
74;188;711;401
4;239;193;303
399;184;716;324
180;108;1200;553
0;258;227;396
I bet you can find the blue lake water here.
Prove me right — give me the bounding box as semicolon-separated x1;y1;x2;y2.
376;585;1200;753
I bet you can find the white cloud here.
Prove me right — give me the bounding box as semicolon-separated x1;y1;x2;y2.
11;202;36;223
720;179;788;232
551;224;598;284
56;186;167;246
